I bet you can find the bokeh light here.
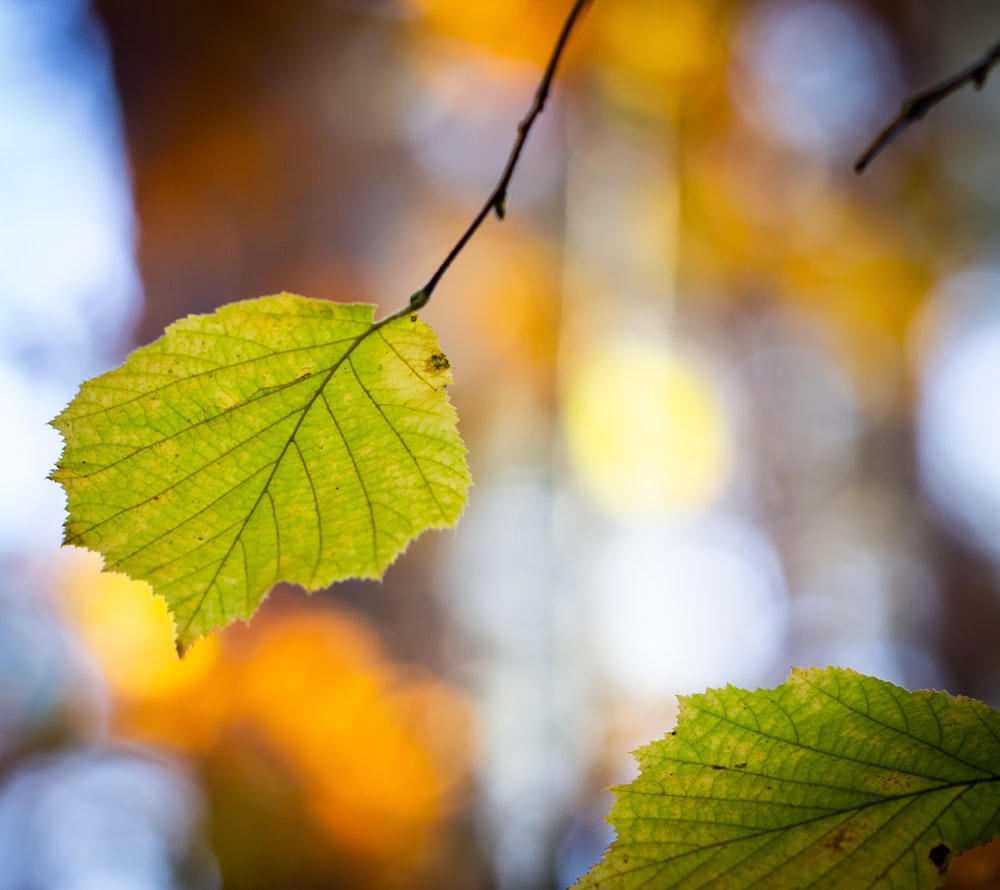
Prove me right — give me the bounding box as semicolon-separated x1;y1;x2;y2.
0;0;139;557
917;267;1000;565
587;512;787;697
731;0;900;160
0;750;216;890
563;337;731;516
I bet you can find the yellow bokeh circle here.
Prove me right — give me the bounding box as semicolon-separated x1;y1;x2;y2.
562;338;731;516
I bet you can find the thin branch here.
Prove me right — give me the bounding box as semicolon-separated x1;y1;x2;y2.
378;0;592;327
855;40;1000;173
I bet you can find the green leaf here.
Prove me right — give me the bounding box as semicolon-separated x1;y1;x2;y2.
578;667;1000;890
51;293;469;646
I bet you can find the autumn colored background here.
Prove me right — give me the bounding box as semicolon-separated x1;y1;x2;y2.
4;0;1000;887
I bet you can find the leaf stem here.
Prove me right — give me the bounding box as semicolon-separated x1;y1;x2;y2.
379;0;592;326
855;39;1000;173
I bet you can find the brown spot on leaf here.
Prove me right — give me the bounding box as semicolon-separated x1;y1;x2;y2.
426;352;450;373
823;826;858;856
929;843;950;870
871;771;921;794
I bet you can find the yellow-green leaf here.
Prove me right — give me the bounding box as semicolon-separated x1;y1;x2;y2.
579;667;1000;890
51;294;469;646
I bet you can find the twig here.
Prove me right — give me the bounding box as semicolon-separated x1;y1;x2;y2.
377;0;592;326
855;40;1000;173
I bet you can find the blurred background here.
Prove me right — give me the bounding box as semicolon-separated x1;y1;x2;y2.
4;0;1000;886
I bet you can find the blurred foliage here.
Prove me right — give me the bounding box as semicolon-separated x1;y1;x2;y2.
11;0;1000;885
60;551;476;888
